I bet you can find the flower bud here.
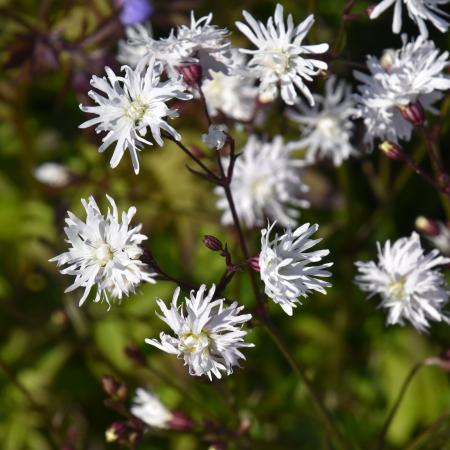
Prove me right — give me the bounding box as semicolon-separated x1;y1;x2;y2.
177;64;202;86
169;411;194;431
125;343;147;367
379;141;405;161
189;145;205;159
105;422;128;443
399;101;425;127
101;375;120;397
203;235;223;252
248;255;260;272
415;216;440;236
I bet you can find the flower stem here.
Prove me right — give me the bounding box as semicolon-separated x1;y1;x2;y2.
264;321;350;450
377;361;425;450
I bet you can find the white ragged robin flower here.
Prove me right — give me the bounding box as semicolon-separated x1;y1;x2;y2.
126;12;231;81
215;135;309;229
355;232;450;333
131;388;173;429
235;3;329;106
50;195;156;308
117;23;154;68
288;76;359;166
259;221;333;316
79;57;192;174
354;35;450;146
145;284;254;380
369;0;450;37
202;50;258;122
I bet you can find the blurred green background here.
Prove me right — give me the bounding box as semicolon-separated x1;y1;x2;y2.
1;0;450;449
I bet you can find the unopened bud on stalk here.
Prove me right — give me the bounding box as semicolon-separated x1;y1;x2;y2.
248;255;260;272
399;101;425;127
177;64;202;86
125;343;147;367
169;411;194;431
439;174;450;194
189;145;205;159
203;235;223;252
379;141;405;161
415;216;440;236
101;375;128;400
425;350;450;372
105;422;128;443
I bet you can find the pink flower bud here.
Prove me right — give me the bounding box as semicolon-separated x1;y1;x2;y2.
379;141;405;161
177;64;202;86
415;216;440;236
125;343;147;366
399;101;425;127
248;255;260;272
169;411;194;431
203;235;223;252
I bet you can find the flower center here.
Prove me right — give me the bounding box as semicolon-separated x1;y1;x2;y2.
317;115;339;137
263;49;291;75
179;332;210;354
125;99;147;123
387;276;407;300
93;242;113;266
251;176;272;199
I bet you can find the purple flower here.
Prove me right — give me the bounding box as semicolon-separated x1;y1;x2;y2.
116;0;153;26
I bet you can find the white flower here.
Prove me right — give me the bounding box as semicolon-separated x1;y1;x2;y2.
117;23;153;68
201;124;227;150
355;232;450;333
354;35;450;145
145;284;254;380
215;135;309;228
79;58;192;174
369;0;450;37
131;388;173;429
259;221;332;316
288;76;359;166
235;3;329;106
34;162;71;187
127;12;231;80
202;50;258;122
50;195;156;307
174;12;232;77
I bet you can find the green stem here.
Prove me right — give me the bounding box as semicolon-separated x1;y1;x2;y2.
377;361;425;450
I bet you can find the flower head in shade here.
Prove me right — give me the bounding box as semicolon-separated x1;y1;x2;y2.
235;3;329;106
259;221;333;315
354;35;450;145
145;284;253;380
369;0;450;37
118;24;154;68
50;195;156;307
288;76;358;166
34;162;71;188
131;388;173;429
126;12;231;81
355;232;450;333
202;50;258;122
215;135;309;228
79;58;192;174
174;12;232;77
202;124;227;150
116;0;153;26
